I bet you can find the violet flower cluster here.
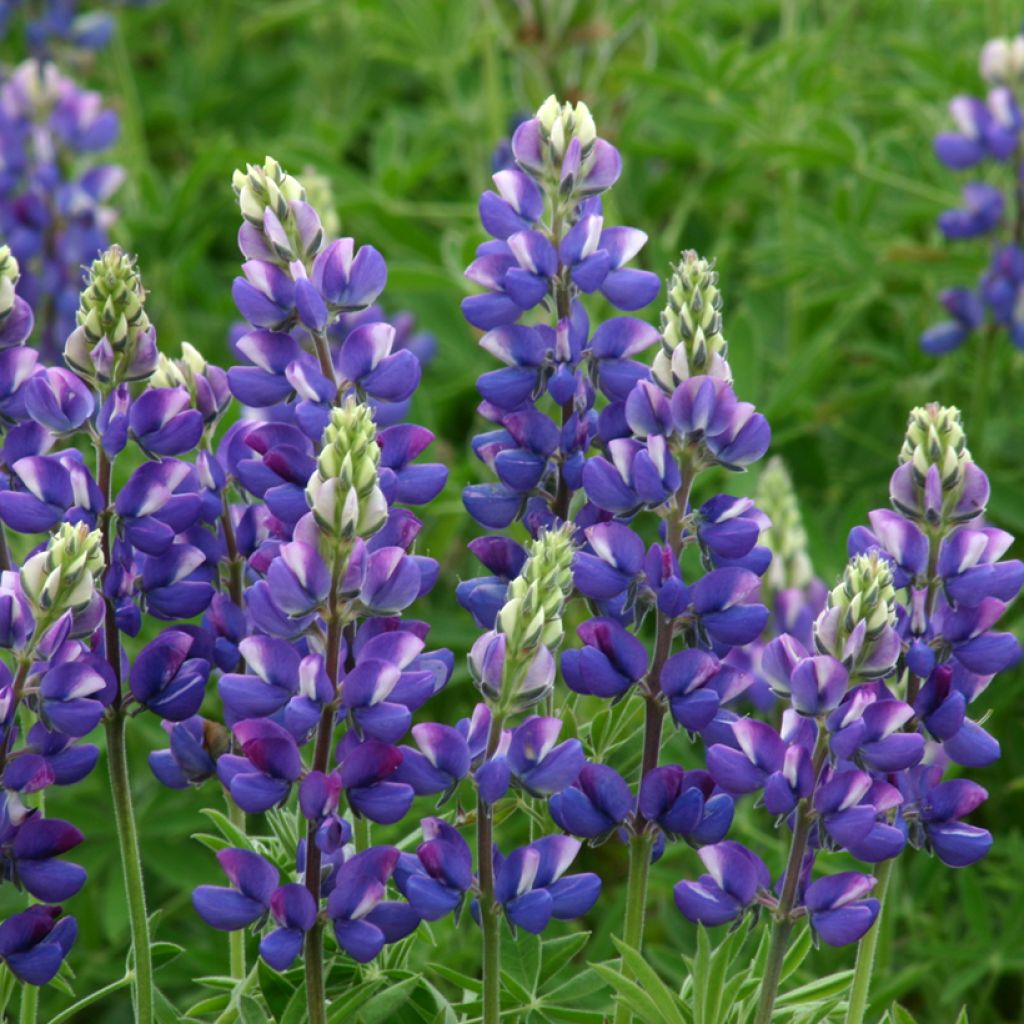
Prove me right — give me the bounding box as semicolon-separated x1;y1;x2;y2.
922;29;1024;354
0;57;123;358
673;401;1020;1020
0;1;117;55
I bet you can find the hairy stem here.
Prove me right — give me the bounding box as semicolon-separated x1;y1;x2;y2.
754;730;829;1024
477;711;505;1024
303;550;345;1024
613;467;694;1024
843;856;895;1024
226;797;247;979
97;445;154;1022
105;711;154;1024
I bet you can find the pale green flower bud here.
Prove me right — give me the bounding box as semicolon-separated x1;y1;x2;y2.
814;550;900;676
306;398;387;542
829;552;897;640
499;523;576;655
898;404;969;490
654;250;730;391
20;523;104;620
232;156;306;227
980;34;1024;85
535;94;597;163
0;245;20;321
64;246;157;387
757;457;814;592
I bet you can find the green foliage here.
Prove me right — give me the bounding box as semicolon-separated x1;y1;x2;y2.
1;0;1021;1021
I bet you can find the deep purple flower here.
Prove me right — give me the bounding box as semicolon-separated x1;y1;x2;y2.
803;873;879;946
0;905;77;986
130;629;211;721
326;846;404;962
549;762;632;841
494;835;600;933
193;848;277;931
638;766;734;844
673;840;771;927
395;818;473;920
260;884;318;970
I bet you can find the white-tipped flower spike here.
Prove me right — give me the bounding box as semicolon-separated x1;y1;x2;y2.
20;522;105;620
757;456;814;592
654;250;731;390
64;245;158;387
232;156;306;227
232;156;322;266
899;404;969;490
980;33;1024;86
0;245;20;321
499;523;576;655
306;397;388;543
536;95;597;163
890;403;989;526
814;551;899;677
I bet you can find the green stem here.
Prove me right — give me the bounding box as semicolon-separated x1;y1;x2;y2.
844;857;895;1024
46;972;134;1024
17;973;37;1023
226;797;247;980
105;711;154;1024
753;729;829;1024
477;711;505;1024
353;815;371;853
303;549;346;1024
611;833;655;1024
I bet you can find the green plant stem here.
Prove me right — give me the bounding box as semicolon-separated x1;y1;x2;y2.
353;815;371;852
226;797;247;979
97;445;154;1024
753;730;829;1024
303;549;345;1024
477;711;505;1024
105;710;154;1024
613;468;694;1024
843;857;895;1024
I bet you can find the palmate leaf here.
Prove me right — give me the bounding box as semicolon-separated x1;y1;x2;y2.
602;937;689;1024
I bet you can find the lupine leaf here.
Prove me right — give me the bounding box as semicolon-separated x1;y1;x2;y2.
954;1009;970;1024
325;980;383;1023
775;970;855;1005
610;939;688;1024
591;961;672;1024
503;930;542;994
358;975;419;1023
539;931;590;984
427;962;483;994
239;995;272;1024
184;994;231;1016
200;808;253;849
780;923;814;982
888;1005;919;1024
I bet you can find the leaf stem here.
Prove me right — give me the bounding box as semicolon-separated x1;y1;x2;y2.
477;710;505;1024
105;709;154;1024
843;856;895;1024
303;548;346;1024
753;728;829;1024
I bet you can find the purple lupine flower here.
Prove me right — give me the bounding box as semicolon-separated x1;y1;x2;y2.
638;766;734;845
673;840;771;926
193;848;277;931
0;905;77;985
217;719;303;813
394;723;470;800
549;762;632;842
326;846;402;962
395;818;473;920
259;884;317;970
148;716;225;790
899;766;992;867
661;649;752;732
494;834;600;934
129;630;211;721
0;61;122;357
0;798;86;902
803;873;879;946
561;617;647;699
813;769;906;862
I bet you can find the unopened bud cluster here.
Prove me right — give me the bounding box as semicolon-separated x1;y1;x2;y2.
20;523;104;619
980;33;1024;86
64;246;157;386
0;246;20;321
232;157;322;265
498;524;575;654
899;403;969;492
758;457;813;592
828;551;897;642
536;95;597;165
654;250;730;390
306;398;387;542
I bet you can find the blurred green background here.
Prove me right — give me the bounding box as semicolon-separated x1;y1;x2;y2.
4;0;1024;1021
